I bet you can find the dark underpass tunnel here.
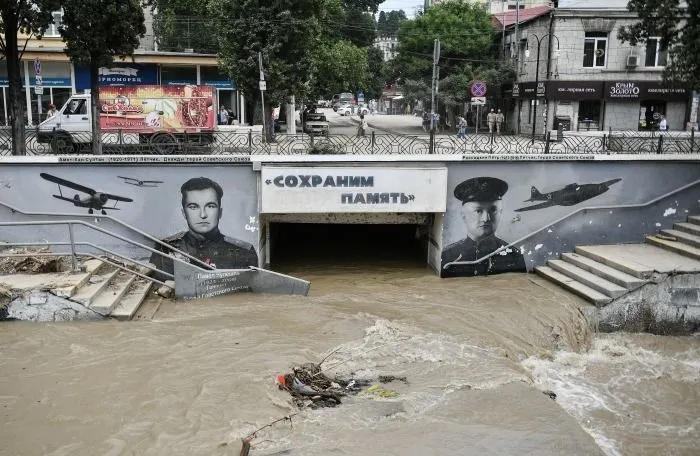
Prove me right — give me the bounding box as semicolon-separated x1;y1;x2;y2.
269;223;429;271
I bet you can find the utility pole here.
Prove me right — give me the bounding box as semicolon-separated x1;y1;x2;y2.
258;52;267;141
430;38;440;132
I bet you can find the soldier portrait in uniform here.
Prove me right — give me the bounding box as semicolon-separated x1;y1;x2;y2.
442;176;526;277
150;177;258;275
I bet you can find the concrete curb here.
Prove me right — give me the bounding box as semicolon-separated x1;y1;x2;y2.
349;115;425;136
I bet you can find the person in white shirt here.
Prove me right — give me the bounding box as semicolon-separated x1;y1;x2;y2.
659;115;668;131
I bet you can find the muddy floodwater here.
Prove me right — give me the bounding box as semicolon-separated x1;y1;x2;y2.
1;263;698;455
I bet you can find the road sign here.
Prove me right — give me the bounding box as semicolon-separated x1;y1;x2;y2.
471;81;487;97
259;80;266;91
34;58;41;75
35;75;43;94
357;92;365;103
471;96;486;105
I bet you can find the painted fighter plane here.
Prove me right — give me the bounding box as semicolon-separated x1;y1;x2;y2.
118;176;164;187
40;172;134;215
515;178;622;212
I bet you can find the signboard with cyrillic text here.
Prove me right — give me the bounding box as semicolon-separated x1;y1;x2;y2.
260;166;448;213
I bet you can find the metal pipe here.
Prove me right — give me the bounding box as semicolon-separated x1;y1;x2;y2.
68;222;78;271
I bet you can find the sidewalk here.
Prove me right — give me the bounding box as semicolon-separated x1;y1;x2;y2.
350;113;426;135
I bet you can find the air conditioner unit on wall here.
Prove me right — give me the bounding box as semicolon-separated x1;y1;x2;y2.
626;55;639;67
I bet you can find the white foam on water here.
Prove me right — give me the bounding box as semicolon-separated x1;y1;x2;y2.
521;333;700;456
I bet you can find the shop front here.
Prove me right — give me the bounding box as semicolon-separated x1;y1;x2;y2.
545;79;691;132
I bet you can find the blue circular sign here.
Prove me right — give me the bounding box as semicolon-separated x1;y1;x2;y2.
471;81;487;97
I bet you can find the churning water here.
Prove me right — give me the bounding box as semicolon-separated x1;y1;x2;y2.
0;264;698;455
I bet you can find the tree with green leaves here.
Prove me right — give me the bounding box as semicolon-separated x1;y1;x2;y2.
0;0;62;155
365;46;385;100
310;40;368;99
618;0;700;87
210;0;324;140
150;0;216;53
377;10;407;37
60;0;145;155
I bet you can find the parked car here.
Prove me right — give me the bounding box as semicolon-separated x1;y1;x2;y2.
337;104;369;116
303;112;329;136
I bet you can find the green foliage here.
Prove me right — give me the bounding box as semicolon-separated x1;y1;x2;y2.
365;46;385;99
210;0;324;108
392;0;496;82
310;40;368;98
618;0;700;87
322;0;376;48
342;0;383;13
150;0;217;53
377;10;407;37
401;79;430;104
60;0;146;68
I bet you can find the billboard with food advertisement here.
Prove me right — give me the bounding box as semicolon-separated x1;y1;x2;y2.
98;85;216;132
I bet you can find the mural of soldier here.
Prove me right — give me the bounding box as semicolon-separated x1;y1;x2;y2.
442;176;526;277
150;177;258;276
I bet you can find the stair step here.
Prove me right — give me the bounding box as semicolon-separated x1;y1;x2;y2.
646;235;700;261
548;259;628;298
110;280;153;321
70;269;119;306
688;215;700;225
674;222;700;236
82;259;105;274
660;229;700;249
574;245;652;279
535;266;612;306
89;272;136;316
561;252;646;290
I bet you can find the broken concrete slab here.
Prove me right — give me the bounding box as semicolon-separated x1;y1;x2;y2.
5;291;104;322
0;272;92;297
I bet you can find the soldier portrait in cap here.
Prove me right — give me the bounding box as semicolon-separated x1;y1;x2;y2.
442;176;526;277
150;177;258;277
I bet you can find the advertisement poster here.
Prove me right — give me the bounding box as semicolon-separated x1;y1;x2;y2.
98;85;215;132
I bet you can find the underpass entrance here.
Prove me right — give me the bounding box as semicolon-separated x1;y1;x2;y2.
268;215;433;273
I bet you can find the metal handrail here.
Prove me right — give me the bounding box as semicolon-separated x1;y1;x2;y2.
0;200;214;271
0;220;210;276
443;178;700;268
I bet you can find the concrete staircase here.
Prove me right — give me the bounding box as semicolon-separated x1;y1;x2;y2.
536;214;700;306
0;257;154;320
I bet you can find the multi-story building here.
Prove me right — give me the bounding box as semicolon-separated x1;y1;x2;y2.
374;36;399;61
429;0;551;13
0;8;243;126
499;0;696;133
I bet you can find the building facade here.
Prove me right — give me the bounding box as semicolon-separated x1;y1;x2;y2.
500;0;695;134
373;36;399;61
0;8;242;127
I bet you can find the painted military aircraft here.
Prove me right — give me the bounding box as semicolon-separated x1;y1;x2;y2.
118;176;164;187
515;178;622;212
40;172;134;215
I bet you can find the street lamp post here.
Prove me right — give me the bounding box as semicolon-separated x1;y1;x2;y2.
525;33;559;143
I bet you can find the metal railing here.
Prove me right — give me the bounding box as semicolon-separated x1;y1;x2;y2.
3;127;700;156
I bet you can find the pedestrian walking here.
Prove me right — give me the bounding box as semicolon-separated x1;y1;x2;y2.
456;116;467;139
357;114;368;137
218;105;229;125
495;109;504;134
487;109;497;133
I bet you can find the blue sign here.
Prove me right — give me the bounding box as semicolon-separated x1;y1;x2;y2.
75;64;158;89
0;77;71;87
357;92;365;103
162;79;197;86
471;81;487;97
202;80;236;89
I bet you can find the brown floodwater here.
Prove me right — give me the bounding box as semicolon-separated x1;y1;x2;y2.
0;262;697;455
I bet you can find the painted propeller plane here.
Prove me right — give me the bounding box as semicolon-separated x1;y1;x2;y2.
40;172;134;215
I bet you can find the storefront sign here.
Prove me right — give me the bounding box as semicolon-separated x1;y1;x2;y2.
75;64;158;89
202;80;236;89
260;166;448;213
605;81;689;101
546;81;604;100
0;77;71;87
510;82;544;98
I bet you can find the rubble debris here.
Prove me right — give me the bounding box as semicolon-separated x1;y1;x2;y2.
0;247;71;274
156;280;175;298
275;361;407;409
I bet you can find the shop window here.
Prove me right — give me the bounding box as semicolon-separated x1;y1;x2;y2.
578;100;601;131
583;32;607;68
644;38;668;67
639;100;666;131
44;11;64;37
161;65;197;85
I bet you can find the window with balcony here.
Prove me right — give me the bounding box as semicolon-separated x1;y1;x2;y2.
583;32;607;68
44;11;63;37
644;38;668;67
